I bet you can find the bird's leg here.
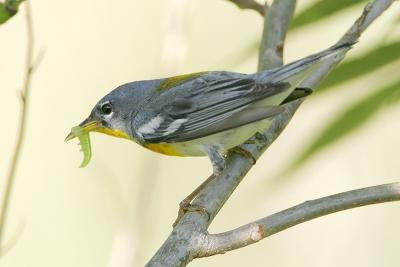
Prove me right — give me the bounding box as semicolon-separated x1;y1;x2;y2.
173;173;215;227
207;145;226;175
173;146;224;227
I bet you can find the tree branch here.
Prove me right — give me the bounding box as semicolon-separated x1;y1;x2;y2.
193;0;297;228
226;0;266;16
0;1;35;255
258;0;296;70
147;1;296;266
146;0;398;266
198;182;400;256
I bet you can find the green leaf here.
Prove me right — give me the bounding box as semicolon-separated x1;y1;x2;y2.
289;79;400;170
291;0;367;30
318;41;400;91
0;0;25;25
0;3;13;24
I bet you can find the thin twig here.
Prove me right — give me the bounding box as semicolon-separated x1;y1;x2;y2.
198;182;400;256
0;220;25;256
226;0;266;16
0;1;34;254
258;0;296;70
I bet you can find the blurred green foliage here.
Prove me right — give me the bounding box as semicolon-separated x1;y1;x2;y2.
289;79;400;170
318;41;400;91
291;0;368;29
281;0;400;173
0;3;13;24
0;0;25;24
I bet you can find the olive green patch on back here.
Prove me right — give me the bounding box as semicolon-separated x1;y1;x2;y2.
157;72;207;91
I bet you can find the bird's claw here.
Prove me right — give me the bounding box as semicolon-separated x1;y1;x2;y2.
254;132;268;151
229;146;257;165
243;132;268;151
173;200;210;227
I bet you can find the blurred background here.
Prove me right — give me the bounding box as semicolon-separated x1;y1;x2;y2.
1;0;400;266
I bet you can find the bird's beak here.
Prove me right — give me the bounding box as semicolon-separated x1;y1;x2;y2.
65;118;99;142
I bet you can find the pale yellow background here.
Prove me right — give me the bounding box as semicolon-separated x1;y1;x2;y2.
1;0;400;266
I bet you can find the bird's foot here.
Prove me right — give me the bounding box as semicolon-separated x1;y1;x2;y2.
172;172;217;227
254;132;268;151
243;132;268;151
173;199;210;227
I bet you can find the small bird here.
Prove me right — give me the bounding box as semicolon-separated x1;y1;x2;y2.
66;43;352;217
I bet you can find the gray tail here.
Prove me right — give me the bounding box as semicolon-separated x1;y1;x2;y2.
254;42;355;83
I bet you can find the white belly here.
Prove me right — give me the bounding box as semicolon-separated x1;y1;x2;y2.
169;118;272;156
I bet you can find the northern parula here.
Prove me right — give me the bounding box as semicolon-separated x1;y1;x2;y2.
66;43;352;174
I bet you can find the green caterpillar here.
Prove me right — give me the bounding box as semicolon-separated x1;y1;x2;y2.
70;126;92;168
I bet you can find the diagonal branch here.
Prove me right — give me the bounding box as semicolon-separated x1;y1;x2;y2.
198;182;400;256
146;1;296;266
193;0;297;229
146;0;398;266
226;0;266;16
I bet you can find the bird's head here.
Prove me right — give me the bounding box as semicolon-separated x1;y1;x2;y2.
65;82;148;142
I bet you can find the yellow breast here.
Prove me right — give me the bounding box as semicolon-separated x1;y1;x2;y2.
144;143;185;156
95;128;132;139
93;126;185;156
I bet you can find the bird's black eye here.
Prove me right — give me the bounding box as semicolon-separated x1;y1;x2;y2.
100;102;112;115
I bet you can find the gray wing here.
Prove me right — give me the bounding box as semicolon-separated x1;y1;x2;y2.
135;72;288;143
